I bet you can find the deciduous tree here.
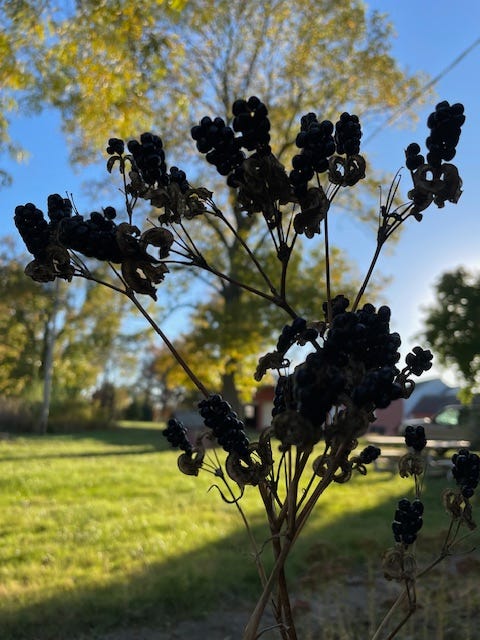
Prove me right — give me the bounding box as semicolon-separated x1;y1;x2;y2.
4;0;429;407
0;243;141;428
423;268;480;402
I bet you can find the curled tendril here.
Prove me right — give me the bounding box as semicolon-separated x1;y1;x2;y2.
208;483;244;504
351;460;368;476
333;460;353;483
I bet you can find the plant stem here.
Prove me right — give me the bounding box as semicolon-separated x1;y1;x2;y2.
323;208;332;323
294;442;348;537
371;522;459;640
351;240;383;311
221;475;268;589
126;291;210;397
243;537;294;640
215;208;279;297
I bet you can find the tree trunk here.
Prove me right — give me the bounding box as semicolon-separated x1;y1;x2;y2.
37;280;61;434
221;366;243;417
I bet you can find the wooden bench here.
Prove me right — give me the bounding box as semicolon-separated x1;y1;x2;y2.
364;434;471;476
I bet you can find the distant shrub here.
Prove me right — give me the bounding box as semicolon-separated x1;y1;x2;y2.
0;396;37;432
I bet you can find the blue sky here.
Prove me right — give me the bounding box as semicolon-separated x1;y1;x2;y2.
1;2;479;387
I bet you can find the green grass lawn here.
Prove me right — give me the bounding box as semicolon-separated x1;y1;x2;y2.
0;424;476;639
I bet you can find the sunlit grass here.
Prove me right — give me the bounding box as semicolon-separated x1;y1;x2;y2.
0;425;475;639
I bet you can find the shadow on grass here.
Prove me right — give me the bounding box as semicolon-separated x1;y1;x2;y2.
0;447;157;463
53;425;167;447
0;474;463;640
0;426;167;463
1;425;261;461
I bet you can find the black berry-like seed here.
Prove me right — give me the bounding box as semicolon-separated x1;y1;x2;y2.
163;418;193;454
392;498;424;545
404;425;427;451
106;138;125;155
198;394;250;460
452;448;480;499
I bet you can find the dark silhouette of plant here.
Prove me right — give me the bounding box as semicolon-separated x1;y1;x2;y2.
14;97;475;639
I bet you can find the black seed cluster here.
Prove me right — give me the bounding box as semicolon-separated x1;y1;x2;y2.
358;445;381;464
58;208;124;262
275;300;407;441
294;351;345;427
352;366;403;409
127;133;168;185
276;317;318;354
405;142;425;171
232;96;271;154
404;425;427;452
405;346;433;376
392;498;424;545
15;194;127;264
191;116;245;177
323;294;350;319
106;137;125;155
334;112;362;155
272;375;295;417
107;134;189;193
14;203;52;259
426;101;465;167
169;166;190;193
290;114;335;197
198;394;250;459
163;418;193;454
47;193;73;223
324;303;401;371
452;449;480;499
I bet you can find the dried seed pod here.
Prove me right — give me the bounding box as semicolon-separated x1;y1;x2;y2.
225;451;262;487
25;259;56;283
140;227;174;258
177;450;205;477
398;452;425;478
121;260;161;300
294;186;329;238
328;154;366;186
382;547;417;581
115;222;141;256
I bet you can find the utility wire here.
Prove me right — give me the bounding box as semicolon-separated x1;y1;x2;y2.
363;37;480;146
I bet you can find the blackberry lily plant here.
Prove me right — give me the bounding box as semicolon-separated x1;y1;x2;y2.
15;98;477;639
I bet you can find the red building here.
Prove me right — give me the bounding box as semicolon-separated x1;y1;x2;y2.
254;385;404;435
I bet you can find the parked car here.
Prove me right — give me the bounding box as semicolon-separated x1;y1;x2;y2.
399;404;479;449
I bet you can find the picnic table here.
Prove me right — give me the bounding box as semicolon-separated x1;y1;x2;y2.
364;434;471;475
